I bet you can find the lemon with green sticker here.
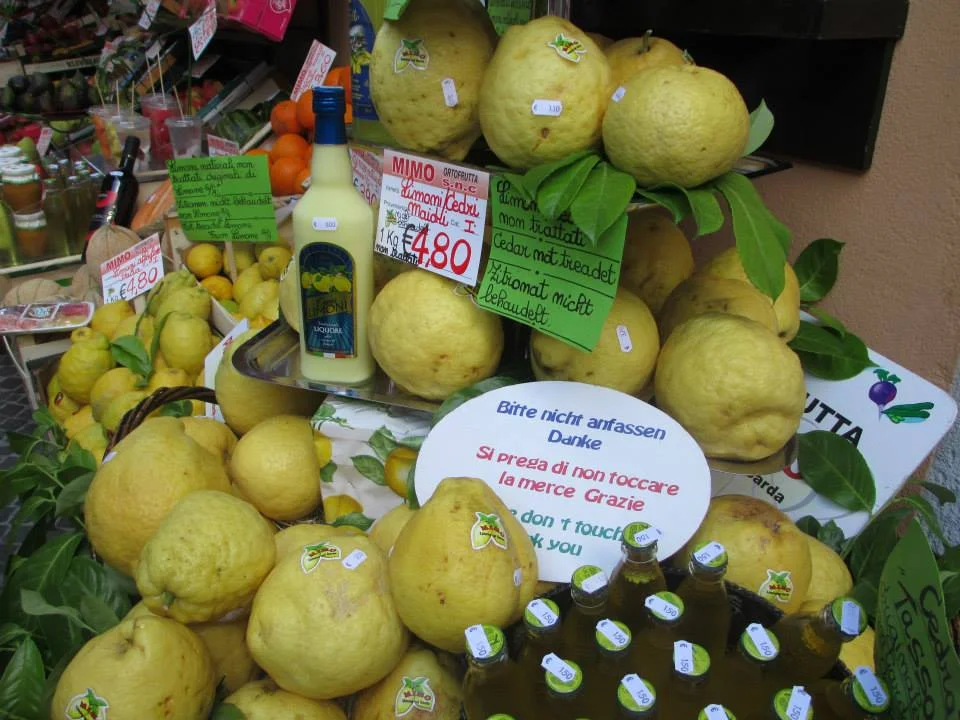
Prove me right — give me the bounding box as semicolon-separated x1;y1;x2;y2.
352;645;463;720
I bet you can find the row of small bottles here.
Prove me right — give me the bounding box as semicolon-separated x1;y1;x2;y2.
39;157;102;256
462;521;890;720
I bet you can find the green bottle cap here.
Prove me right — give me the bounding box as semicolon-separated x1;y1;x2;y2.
830;597;867;638
644;590;684;623
464;624;505;662
850;666;891;713
623;521;661;551
595;618;631;652
543;655;583;695
772;688;813;720
524;597;561;630
739;623;780;662
486;716;515;720
618;674;657;713
571;565;608;597
690;540;728;573
698;704;737;720
673;641;710;678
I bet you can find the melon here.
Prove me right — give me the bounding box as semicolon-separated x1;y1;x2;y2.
86;226;140;280
3;278;64;307
0;275;10;302
70;265;95;299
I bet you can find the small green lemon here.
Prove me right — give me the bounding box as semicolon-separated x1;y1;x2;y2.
619;209;695;314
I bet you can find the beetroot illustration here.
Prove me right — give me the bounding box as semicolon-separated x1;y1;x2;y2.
869;368;900;410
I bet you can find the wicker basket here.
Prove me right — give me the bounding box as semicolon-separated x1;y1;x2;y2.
104;385;217;454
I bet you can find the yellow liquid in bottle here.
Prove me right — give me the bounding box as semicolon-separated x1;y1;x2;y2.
609;521;667;635
770;598;865;686
515;598;564;699
810;669;891;719
543;658;588;720
584;619;633;719
561;565;610;667
716;624;782;720
658;642;712;720
676;540;731;659
463;625;532;720
293;89;376;384
632;590;686;690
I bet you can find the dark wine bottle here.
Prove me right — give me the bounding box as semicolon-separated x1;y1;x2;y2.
82;135;141;260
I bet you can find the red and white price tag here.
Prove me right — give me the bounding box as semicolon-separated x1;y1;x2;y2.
349;147;383;207
291;40;337;101
36;127;53;156
374;149;488;287
207;134;240;157
138;0;160;29
100;234;165;303
189;3;217;60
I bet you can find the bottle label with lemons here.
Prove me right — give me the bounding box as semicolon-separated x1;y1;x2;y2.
299;244;356;358
470;511;508;550
394;676;436;716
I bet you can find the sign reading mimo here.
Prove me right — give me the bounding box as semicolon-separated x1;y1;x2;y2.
415;382;712;582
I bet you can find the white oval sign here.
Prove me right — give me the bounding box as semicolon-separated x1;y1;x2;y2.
415;381;711;582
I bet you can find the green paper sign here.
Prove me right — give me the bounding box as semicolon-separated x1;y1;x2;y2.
168;155;277;243
876;520;960;718
383;0;411;21
476;176;625;351
486;0;534;35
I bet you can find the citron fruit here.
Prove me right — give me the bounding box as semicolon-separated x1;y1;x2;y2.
63;405;95;440
247;535;409;699
677;495;812;613
47;374;81;425
802;534;854;606
699;247;802;341
479;16;610;168
369;270;503;400
389;477;533;652
186;243;224;279
603;64;749;188
658;275;780;341
58;331;115;404
274;523;363;559
101;390;149;433
605;33;688;88
148;367;191;392
258;246;292;280
233;245;256;273
619;209;695;314
368;504;416;556
70;327;103;344
239;279;279;320
90;367;140;422
225;679;347;719
352;645;463;720
322;494;362;524
159;311;214;376
145;268;197;316
51;615;216;720
586;31;614;50
655;313;805;460
156;285;212;322
137;490;277;623
531;287;659;395
229;415;322;521
69;422;109;465
215;329;319;435
181;416;238;464
370;0;497;160
279;259;300;333
111;313;155;355
233;264;265;302
90;300;134;338
84;416;231;575
201;275;233;301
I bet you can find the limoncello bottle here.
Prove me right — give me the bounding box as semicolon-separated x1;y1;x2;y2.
617;674;658;718
770;598;867;685
659;641;713;718
542;654;588;719
770;687;815;720
633;590;686;689
462;625;529;720
716;623;783;719
676;540;732;658
561;565;610;666
809;666;891;719
586;619;634;718
515;598;563;697
609;521;667;634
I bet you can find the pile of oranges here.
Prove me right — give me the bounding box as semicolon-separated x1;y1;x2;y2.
250;90;317;197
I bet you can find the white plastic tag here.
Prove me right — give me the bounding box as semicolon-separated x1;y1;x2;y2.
341;549;366;570
621;674;653;707
513;568;522;587
616;325;632;352
704;705;727;720
746;623;777;658
580;569;608;593
312;217;337;231
441;78;458;107
693;541;725;565
787;686;811;719
531;99;563;116
465;625;491;658
841;600;861;635
611;86;626;102
854;667;888;708
527;599;559;627
634;526;661;547
597;619;629;649
541;653;576;683
645;594;680;620
673;640;694;674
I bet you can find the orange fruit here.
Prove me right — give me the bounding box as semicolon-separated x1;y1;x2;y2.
270;100;301;136
295;168;311;193
302;144;313;164
270;156;307;196
269;133;309;165
296;90;315;135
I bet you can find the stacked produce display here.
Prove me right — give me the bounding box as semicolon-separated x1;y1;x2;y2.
0;0;957;719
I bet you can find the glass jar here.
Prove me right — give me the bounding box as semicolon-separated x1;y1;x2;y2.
43;178;73;256
0;146;25;163
13;209;48;259
2;164;42;212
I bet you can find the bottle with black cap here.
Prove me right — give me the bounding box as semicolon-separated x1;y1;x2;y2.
83;135;140;257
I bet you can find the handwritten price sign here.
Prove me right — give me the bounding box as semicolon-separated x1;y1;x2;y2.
189;2;217;60
100;234;164;302
207;134;240;157
292;40;337;101
374;150;488;287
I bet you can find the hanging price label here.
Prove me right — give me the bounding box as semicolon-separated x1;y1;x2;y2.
703;704;729;720
207;135;240;157
100;234;165;303
291;40;337;101
374;149;488;287
189;3;217;60
645;593;680;620
694;541;726;565
36;127;53;157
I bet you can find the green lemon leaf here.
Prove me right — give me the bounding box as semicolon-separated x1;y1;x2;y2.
0;623;29;649
501;172;532;201
520;150;596;200
383;0;412;20
406;463;420;509
798;430;876;513
568;163;637;244
817;520;848;554
795;515;821;538
54;473;93;518
847;507;908;579
714;171;786;300
20;588;86;625
804;306;847;337
792;323;873;380
61;556;133;621
80;594;121;634
7;531;82;599
793;238;844;303
895;495;947;544
758;202;791;254
331;512;375;531
158;399;194;418
535;154;601;220
942;571;960;620
369;427;399;463
635;187;691;224
0;465;42;510
667;183;724;236
319;461;337;484
920;481;956;506
351;455;386;485
0;636;44;718
433;375;521;426
744;99;775;156
110;335;151;378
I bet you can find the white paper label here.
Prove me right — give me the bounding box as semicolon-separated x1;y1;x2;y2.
580;569;608;593
513;567;522;586
527;599;559;627
616;324;632;352
612;86;626;102
644;593;680;620
854;666;888;708
541;653;576;683
36;127;53;157
621;674;654;708
693;541;726;565
465;625;492;659
531;99;563;116
597;619;629;649
342;549;367;570
703;705;728;720
291;40;337;101
102;451;117;464
673;640;694;674
312;217;338;231
207;135;240;157
786;687;811;720
188;3;217;60
138;0;159;29
441;77;458;107
634;526;661;547
841;600;861;635
746;623;777;658
100;235;165;303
